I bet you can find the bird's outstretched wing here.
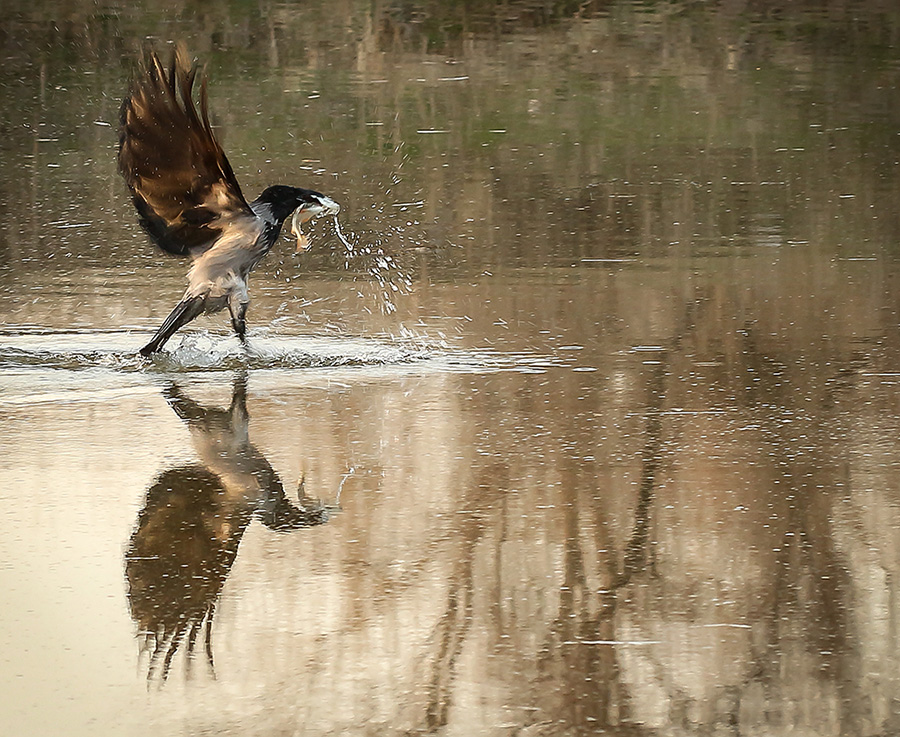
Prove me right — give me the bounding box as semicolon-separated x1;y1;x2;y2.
118;46;254;257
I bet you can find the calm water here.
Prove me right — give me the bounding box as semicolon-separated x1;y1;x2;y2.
2;1;900;735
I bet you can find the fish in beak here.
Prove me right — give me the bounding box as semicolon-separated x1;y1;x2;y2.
291;195;341;251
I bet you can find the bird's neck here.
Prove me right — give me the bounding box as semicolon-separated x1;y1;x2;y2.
250;199;281;225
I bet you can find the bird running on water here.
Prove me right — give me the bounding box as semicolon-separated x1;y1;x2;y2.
118;45;340;356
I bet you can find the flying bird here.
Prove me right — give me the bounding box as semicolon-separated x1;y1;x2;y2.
118;46;339;356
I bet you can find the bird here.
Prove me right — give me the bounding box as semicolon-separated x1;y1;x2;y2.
118;45;340;356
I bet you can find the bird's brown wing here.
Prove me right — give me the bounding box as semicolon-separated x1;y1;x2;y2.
118;46;254;257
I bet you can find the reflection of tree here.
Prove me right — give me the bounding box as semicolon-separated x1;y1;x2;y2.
420;464;506;732
409;302;681;735
522;304;866;735
531;300;696;735
735;327;855;724
395;306;682;735
125;373;333;683
535;363;667;733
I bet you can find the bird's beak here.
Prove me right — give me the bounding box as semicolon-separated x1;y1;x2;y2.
291;196;340;251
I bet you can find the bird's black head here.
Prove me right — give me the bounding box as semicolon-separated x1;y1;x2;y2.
253;185;340;224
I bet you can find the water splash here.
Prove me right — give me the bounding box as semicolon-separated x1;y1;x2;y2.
164;332;430;370
0;330;563;379
0;330;432;374
333;214;354;251
324;213;416;315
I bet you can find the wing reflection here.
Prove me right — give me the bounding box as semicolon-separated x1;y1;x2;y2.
125;372;333;683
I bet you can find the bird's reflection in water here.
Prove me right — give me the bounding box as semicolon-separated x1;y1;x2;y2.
126;372;333;683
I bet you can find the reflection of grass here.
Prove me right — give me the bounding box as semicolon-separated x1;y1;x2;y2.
1;0;898;272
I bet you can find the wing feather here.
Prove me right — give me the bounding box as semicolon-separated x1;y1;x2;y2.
118;45;254;257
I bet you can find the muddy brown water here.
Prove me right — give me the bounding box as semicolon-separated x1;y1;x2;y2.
2;2;900;735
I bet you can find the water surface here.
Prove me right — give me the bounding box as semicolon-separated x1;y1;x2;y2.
2;2;900;735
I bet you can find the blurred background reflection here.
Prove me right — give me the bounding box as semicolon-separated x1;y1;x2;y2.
2;1;900;735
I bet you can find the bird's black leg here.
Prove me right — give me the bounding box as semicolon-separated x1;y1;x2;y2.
140;296;205;356
228;370;249;426
163;382;207;423
229;299;249;344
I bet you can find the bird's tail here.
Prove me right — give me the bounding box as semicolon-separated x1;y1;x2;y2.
140;296;205;356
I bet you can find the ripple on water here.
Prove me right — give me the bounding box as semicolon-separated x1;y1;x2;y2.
0;329;562;392
0;330;434;373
